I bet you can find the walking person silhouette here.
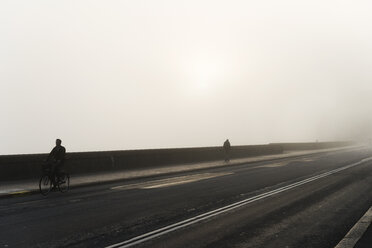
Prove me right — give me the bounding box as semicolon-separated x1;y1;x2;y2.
223;139;231;163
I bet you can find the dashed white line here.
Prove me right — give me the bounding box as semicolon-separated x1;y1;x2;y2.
111;172;233;190
141;179;205;189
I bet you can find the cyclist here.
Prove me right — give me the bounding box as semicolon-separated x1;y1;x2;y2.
46;139;66;189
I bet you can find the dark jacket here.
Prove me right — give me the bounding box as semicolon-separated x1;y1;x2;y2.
223;140;231;151
47;145;66;163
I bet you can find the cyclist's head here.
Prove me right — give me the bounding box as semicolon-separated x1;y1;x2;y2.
56;139;62;146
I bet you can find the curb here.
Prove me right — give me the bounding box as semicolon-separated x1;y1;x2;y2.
335;206;372;248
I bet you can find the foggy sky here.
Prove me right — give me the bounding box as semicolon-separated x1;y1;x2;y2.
1;0;372;155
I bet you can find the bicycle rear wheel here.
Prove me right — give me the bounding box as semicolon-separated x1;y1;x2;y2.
39;174;52;195
58;173;70;193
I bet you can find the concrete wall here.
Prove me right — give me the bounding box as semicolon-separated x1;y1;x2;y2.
270;141;353;151
0;141;351;181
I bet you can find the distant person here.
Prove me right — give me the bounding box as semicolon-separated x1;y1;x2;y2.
46;139;66;188
223;139;231;162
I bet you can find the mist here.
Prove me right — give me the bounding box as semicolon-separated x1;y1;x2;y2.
1;0;372;155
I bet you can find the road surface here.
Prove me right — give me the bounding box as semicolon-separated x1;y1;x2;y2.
1;147;372;248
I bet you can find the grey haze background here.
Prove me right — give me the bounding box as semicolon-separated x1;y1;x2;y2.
1;0;372;155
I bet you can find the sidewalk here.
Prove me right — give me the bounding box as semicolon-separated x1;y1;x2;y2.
0;146;357;198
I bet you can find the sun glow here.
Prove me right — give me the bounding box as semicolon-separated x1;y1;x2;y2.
185;57;223;92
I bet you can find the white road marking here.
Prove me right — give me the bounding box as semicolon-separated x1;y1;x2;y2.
0;189;27;194
16;199;45;205
9;191;30;195
141;179;207;189
258;158;315;168
258;162;289;168
334;206;372;248
111;172;233;190
106;157;372;248
302;158;315;162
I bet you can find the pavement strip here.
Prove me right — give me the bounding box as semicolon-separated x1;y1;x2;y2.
106;157;372;248
334;206;372;248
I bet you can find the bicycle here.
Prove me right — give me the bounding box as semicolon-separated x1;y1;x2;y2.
39;167;70;196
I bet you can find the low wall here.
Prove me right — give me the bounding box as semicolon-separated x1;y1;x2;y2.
270;141;353;151
0;144;282;181
0;141;351;181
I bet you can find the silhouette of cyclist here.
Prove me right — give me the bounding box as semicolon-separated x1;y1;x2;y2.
46;139;66;188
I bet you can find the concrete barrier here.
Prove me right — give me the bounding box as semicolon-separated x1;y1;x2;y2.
0;142;351;181
270;141;353;151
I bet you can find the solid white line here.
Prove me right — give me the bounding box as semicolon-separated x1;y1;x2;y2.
106;157;372;248
334;206;372;248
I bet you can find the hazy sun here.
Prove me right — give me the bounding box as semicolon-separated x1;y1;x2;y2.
189;59;220;91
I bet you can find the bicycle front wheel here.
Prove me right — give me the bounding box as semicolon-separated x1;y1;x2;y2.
39;175;52;196
58;173;70;193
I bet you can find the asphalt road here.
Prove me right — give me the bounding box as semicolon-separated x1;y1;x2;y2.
1;147;372;248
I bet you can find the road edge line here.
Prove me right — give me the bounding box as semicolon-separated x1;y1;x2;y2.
334;206;372;248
